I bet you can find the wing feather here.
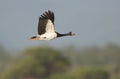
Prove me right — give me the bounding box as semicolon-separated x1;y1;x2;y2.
38;10;55;35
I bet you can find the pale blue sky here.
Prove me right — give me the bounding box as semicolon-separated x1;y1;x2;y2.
0;0;120;50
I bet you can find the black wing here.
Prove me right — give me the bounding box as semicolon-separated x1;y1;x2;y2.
38;10;55;35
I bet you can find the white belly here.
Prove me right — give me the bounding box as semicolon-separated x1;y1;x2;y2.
40;32;57;40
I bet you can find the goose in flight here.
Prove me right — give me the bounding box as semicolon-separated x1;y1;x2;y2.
30;10;75;40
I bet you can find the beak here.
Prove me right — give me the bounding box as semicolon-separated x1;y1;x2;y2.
72;33;75;36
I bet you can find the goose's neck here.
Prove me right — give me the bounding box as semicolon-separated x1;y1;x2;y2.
56;32;70;37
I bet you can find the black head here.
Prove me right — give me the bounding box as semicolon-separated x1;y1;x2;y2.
69;32;75;36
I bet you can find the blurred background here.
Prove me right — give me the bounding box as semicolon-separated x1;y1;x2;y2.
0;0;120;79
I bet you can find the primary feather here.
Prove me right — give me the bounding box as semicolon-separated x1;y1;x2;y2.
38;10;55;35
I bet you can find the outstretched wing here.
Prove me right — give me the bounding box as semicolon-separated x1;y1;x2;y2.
38;10;55;35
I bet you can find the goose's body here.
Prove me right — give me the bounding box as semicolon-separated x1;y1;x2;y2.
30;10;75;40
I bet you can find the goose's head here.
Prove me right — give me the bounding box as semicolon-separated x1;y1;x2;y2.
69;32;75;36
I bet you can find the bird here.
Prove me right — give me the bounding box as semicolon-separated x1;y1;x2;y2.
30;10;75;40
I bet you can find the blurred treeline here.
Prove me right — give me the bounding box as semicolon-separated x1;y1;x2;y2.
0;43;120;79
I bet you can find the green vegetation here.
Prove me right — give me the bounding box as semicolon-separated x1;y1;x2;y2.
0;43;120;79
50;67;109;79
0;46;69;79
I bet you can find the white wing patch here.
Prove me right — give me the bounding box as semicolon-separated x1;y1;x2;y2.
46;19;55;33
38;19;57;40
